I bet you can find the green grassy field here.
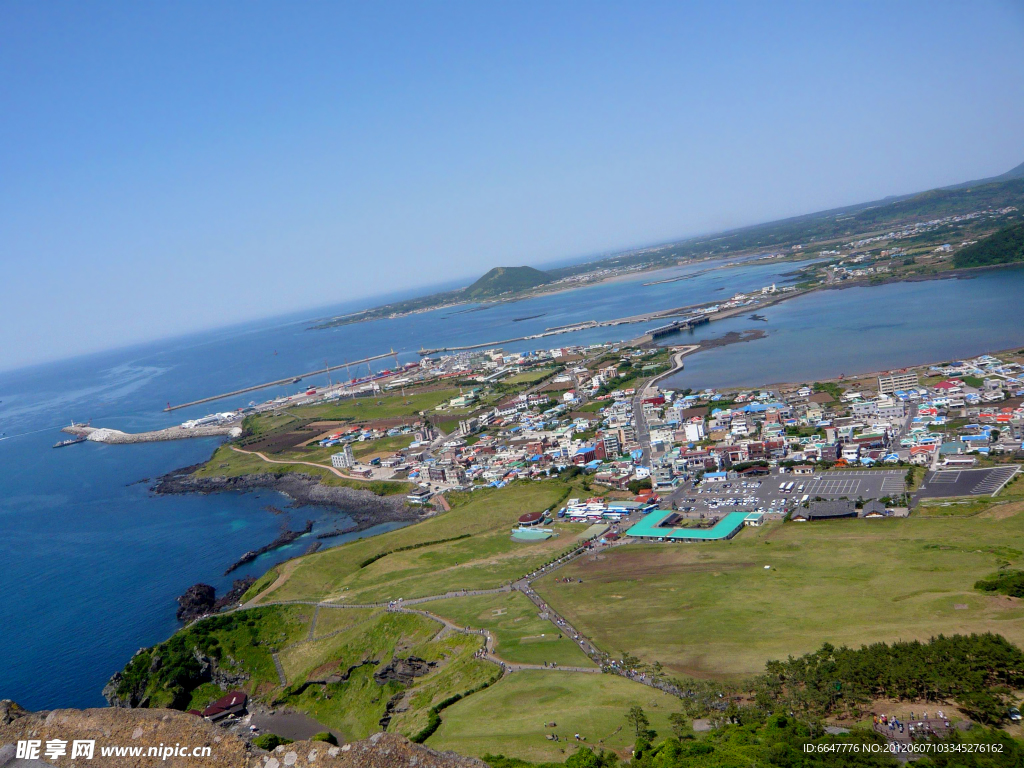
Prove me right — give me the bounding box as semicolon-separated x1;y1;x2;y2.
259;481;577;604
194;444;410;495
117;605;314;710
503;368;559;385
353;433;415;459
427;670;681;762
296;387;459;421
274;609;493;742
389;633;496;738
427;591;596;668
279;610;436;689
534;511;1024;679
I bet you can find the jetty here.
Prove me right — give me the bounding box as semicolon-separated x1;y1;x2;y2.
62;423;241;444
163;350;399;412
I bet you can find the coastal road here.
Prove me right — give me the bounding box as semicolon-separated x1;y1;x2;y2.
631;346;697;467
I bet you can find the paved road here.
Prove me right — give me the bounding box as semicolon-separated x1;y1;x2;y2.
631;347;696;467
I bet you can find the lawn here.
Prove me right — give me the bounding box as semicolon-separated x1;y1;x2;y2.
257;481;576;604
427;670;681;762
427;591;597;668
533;512;1024;679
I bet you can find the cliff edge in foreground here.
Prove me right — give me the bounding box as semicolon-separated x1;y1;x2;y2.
0;702;483;768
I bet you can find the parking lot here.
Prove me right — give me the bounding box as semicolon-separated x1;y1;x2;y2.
669;469;908;518
915;466;1020;499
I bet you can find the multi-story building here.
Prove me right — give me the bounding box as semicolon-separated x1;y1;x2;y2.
878;372;919;395
331;444;355;469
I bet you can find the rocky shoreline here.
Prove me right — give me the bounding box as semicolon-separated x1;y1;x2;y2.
224;521;314;575
152;465;423;531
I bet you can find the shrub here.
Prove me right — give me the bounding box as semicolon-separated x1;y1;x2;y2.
253;734;293;751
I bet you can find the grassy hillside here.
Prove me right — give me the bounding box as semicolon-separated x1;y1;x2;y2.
953;221;1024;268
463;266;552;298
427;671;681;761
254;481;578;604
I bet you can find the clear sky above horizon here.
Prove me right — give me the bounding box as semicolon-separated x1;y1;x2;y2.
2;1;1023;370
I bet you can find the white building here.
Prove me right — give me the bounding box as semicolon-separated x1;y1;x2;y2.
331;444;355;469
684;422;705;442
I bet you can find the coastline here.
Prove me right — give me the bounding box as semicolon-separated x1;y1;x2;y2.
310;251;809;330
151;465;424;532
314;256;1022;346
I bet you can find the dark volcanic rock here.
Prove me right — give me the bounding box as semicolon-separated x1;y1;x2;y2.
103;649;151;708
0;699;28;726
176;583;216;622
152;469;421;530
224;520;314;575
213;577;256;611
373;656;435;686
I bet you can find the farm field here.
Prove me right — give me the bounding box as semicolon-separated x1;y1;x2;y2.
427;591;596;668
426;670;680;762
534;511;1024;678
255;481;578;604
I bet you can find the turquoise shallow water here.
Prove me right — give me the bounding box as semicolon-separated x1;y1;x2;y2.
2;259;1023;709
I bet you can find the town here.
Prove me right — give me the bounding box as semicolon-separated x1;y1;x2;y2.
206;339;1024;545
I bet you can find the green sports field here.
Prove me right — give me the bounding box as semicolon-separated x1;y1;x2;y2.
534;508;1024;679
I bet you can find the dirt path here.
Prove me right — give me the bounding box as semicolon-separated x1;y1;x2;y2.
230;445;350;478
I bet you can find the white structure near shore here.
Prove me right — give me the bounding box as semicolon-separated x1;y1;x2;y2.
331;444;356;469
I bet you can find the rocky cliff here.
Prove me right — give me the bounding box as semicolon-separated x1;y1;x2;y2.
0;703;484;768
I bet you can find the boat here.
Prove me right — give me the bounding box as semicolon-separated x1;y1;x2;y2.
53;436;87;448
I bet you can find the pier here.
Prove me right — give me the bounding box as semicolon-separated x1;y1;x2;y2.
163;351;399;412
62;423;240;444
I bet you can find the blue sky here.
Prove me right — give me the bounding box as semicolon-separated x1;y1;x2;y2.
1;1;1022;370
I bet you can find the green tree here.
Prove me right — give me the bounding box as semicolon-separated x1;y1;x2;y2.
626;705;649;738
668;712;689;739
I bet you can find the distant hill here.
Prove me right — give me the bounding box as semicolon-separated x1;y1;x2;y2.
463;266;553;298
953;221;1024;269
945;160;1024;191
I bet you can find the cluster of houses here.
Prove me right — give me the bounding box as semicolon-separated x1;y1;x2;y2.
319;341;1022;507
